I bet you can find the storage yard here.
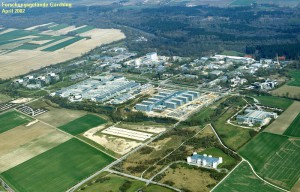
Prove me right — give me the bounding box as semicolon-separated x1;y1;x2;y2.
101;127;153;141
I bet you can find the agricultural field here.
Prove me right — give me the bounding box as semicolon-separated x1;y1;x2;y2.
284;113;300;137
287;70;300;87
32;100;88;127
271;85;300;100
42;37;84;52
0;23;125;79
239;132;300;190
213;161;282;192
253;95;293;110
0;121;71;173
265;101;300;135
59;114;107;135
0;111;32;134
70;26;95;34
1;138;114;192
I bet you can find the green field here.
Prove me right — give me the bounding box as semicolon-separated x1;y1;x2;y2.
0;93;11;103
200;148;237;168
0;29;38;41
239;132;300;190
59;114;107;135
287;70;300;87
70;26;95;34
0;111;32;134
1;138;114;192
212;105;252;151
253;95;293;109
48;24;69;31
284;113;300;137
42;37;84;52
213;161;281;192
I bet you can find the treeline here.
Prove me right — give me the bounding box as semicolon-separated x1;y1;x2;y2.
246;43;300;59
47;96;177;124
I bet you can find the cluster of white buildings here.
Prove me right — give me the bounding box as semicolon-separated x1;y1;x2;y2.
52;75;150;103
187;152;223;169
14;72;59;89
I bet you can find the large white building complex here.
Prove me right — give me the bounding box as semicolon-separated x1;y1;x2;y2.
52;75;151;103
236;108;278;126
187;152;223;169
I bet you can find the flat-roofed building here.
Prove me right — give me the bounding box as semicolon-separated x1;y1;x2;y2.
236;109;277;126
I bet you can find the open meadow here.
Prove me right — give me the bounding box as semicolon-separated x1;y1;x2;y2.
0;24;125;79
213;161;282;192
1;138;114;192
239;132;300;190
75;172;174;192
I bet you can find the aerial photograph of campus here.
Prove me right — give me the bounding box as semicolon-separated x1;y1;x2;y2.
0;0;299;192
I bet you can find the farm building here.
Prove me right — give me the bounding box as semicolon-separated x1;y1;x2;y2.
187;152;222;169
236;109;278;126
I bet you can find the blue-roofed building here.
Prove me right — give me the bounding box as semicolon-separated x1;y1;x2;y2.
187;152;222;169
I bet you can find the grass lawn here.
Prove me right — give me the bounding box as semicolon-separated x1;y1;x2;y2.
0;111;32;134
200;147;236;168
59;114;107;135
239;132;300;190
253;95;293;110
213;161;281;192
287;70;300;87
284;113;300;137
1;138;114;192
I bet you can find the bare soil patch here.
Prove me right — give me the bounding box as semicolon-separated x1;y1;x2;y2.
271;85;300;100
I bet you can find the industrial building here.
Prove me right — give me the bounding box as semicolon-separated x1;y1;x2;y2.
53;75;145;103
187;152;223;169
236;109;278;126
135;90;200;112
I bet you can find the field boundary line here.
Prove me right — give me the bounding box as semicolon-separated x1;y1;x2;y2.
210;160;244;192
209;124;289;192
12;108;117;160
